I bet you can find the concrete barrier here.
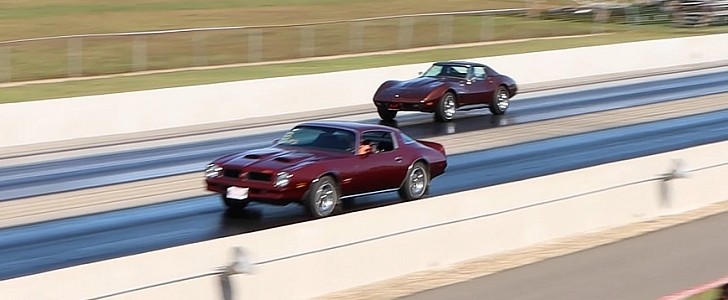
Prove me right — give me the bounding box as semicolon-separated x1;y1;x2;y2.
2;33;728;148
1;140;726;300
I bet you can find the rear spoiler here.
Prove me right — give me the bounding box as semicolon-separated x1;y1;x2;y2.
417;140;446;156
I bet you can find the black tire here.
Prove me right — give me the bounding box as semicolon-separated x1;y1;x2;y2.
222;196;250;211
489;86;510;115
398;162;430;201
434;92;456;122
377;107;398;121
304;176;340;218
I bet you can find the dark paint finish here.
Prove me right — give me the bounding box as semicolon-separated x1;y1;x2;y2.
205;121;446;215
2;109;728;280
372;61;518;120
3;69;728;201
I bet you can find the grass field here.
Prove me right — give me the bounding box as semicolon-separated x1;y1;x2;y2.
2;0;583;83
0;0;575;40
0;0;726;104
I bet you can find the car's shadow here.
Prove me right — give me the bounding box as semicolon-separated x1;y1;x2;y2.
217;192;407;233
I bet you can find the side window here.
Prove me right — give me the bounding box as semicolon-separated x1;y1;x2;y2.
473;66;486;79
361;131;397;153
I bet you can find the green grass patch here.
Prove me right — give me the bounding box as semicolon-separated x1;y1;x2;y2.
0;28;714;104
0;0;726;104
2;15;615;82
685;288;719;300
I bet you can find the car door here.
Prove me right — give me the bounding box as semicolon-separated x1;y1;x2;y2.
354;130;408;192
448;65;478;106
463;66;496;105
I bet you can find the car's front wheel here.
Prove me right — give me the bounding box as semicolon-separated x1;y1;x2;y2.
435;92;456;122
222;196;250;211
489;86;510;115
398;162;429;201
377;107;398;121
304;176;340;218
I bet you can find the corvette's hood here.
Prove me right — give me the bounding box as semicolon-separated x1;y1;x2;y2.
384;77;455;98
216;147;326;171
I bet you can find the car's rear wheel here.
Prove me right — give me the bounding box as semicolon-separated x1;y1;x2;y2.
222;196;250;211
435;92;456;122
398;162;429;201
489;86;510;115
304;176;340;218
377;107;398;121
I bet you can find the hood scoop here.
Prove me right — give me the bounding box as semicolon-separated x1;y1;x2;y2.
273;157;292;163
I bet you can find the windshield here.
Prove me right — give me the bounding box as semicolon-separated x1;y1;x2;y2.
277;126;356;153
421;64;469;79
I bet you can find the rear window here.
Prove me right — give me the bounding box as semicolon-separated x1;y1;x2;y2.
400;132;416;144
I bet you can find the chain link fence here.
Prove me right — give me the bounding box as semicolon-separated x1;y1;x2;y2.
0;4;725;84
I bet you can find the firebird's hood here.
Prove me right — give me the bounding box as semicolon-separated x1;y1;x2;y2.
384;77;456;98
216;147;334;172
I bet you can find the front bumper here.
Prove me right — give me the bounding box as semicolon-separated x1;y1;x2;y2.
206;177;309;205
374;99;436;113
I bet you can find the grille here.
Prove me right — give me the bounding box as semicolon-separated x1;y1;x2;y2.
223;169;241;178
247;172;272;182
222;169;272;181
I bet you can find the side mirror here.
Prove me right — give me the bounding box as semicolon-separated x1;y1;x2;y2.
272;139;279;145
418;71;423;76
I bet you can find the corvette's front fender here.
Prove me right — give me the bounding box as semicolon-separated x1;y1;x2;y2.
424;84;452;102
373;80;400;99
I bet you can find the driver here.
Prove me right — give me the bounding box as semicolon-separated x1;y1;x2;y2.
357;139;373;155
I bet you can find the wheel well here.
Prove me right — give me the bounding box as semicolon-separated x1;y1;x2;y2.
319;172;341;193
398;159;430;189
499;84;510;96
414;159;430;174
440;89;457;106
446;89;457;99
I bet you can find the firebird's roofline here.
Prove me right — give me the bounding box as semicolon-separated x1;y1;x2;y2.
433;60;486;68
297;121;398;133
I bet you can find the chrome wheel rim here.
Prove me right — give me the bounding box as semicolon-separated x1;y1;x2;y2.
443;94;455;119
315;182;336;215
497;89;510;111
409;167;427;197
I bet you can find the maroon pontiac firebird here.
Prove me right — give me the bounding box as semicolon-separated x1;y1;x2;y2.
373;61;518;122
205;121;447;218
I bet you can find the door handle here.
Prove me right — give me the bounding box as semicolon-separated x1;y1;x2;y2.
395;157;403;163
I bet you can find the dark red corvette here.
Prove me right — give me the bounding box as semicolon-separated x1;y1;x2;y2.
373;61;518;122
205;121;447;218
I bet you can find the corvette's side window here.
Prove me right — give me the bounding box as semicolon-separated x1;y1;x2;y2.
362;131;397;153
473;66;486;79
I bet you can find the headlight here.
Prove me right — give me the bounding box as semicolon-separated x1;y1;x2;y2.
274;172;292;188
205;163;222;178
